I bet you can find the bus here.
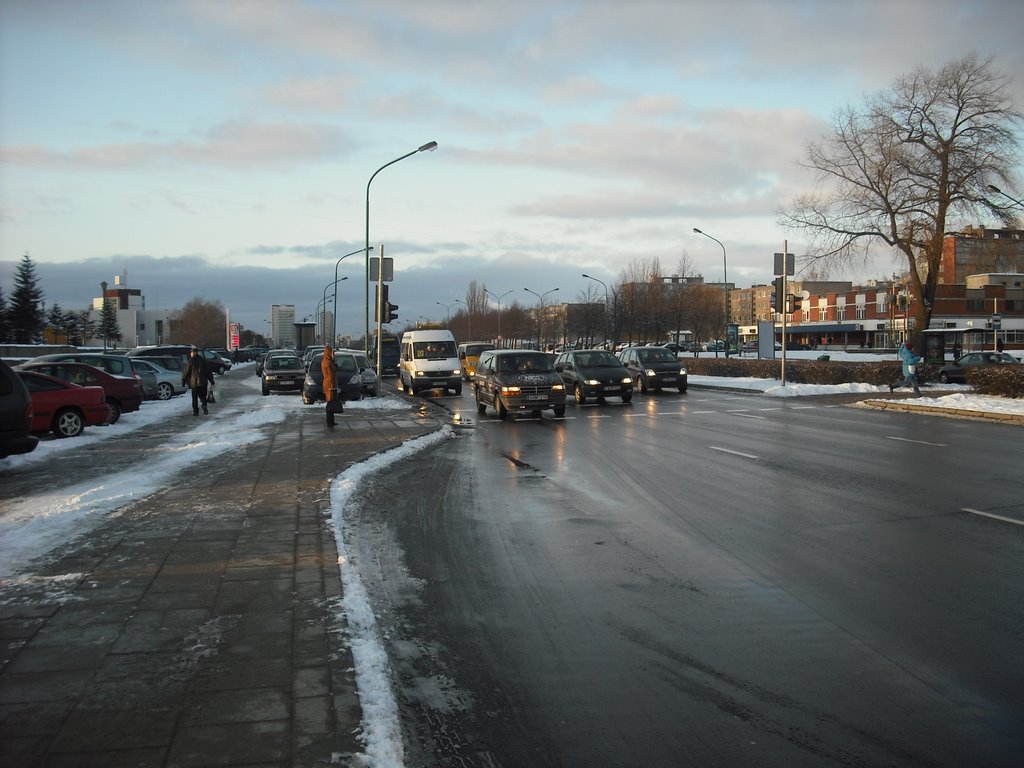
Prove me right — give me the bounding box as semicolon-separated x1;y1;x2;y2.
370;333;401;376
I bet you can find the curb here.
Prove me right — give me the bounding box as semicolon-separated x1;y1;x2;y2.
854;398;1024;425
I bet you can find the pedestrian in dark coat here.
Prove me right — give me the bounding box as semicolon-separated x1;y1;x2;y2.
182;347;216;416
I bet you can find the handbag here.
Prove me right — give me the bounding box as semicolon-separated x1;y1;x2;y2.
207;387;216;403
907;364;916;374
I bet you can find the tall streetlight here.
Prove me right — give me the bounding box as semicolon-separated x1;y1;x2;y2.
453;298;471;340
582;273;610;347
330;247;370;347
988;184;1024;209
524;287;559;351
693;227;729;353
321;276;349;344
484;288;512;347
436;301;453;325
364;141;439;351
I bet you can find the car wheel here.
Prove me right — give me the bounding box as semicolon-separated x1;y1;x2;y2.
622;391;633;404
453;384;463;396
939;372;950;384
105;399;121;425
262;383;270;396
156;382;174;400
53;408;84;438
679;385;687;393
497;397;509;420
554;405;566;418
476;394;487;414
574;383;586;405
635;375;648;394
302;393;313;405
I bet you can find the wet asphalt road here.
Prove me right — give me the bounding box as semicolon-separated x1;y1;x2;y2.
352;384;1024;767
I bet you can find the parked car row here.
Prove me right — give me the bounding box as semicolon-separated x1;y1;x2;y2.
254;347;380;404
1;344;238;453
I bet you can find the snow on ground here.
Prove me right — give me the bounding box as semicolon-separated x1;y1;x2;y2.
3;357;1021;768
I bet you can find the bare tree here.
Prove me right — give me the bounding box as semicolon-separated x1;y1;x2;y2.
171;297;227;347
780;54;1021;346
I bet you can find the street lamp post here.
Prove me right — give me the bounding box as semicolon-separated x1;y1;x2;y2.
582;273;610;348
365;141;438;351
524;287;559;351
321;276;349;344
484;288;512;347
436;301;453;325
453;299;471;340
988;184;1024;209
327;247;370;348
693;227;729;354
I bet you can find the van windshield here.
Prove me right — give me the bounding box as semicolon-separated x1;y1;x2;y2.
413;340;457;359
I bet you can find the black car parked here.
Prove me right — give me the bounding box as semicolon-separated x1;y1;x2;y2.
553;349;633;405
0;359;39;459
473;350;566;420
301;351;362;404
618;346;688;393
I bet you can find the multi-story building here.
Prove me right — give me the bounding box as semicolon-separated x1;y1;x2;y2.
776;274;1022;353
87;274;176;347
270;304;296;348
940;226;1024;284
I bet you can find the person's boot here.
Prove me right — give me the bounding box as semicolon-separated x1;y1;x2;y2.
326;408;336;426
202;404;208;415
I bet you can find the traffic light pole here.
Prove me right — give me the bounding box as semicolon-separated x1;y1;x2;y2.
781;240;788;387
375;245;385;377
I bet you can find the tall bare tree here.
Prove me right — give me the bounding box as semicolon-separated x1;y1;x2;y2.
171;297;227;347
780;54;1021;346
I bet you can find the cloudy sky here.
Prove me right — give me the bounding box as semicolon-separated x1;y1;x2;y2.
2;0;1022;339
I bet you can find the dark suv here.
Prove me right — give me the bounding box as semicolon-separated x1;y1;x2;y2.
553;349;633;405
474;350;566;420
0;359;39;459
618;346;688;393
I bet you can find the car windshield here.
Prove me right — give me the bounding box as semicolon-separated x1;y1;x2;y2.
269;356;302;370
576;351;620;368
414;340;457;358
500;354;554;373
638;348;676;363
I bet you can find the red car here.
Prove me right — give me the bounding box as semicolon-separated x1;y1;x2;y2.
18;361;143;424
16;370;110;438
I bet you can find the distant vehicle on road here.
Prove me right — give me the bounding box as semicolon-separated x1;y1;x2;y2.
302;351;362;404
618;346;688;393
458;342;495;381
938;351;1019;383
260;353;305;396
553;349;633;405
371;333;402;376
473;349;566;420
17;370;109;438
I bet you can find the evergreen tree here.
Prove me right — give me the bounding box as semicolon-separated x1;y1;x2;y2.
68;311;96;346
46;303;67;344
99;293;123;348
0;285;9;342
10;252;45;343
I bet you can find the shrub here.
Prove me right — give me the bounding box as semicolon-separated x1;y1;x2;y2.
684;357;1024;397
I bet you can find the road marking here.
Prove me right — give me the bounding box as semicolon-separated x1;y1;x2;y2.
885;436;948;447
963;508;1024;527
709;446;759;460
732;412;766;420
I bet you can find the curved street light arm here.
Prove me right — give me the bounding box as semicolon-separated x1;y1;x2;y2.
364;141;438;351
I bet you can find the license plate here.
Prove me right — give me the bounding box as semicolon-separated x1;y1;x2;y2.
527;394;547;400
602;386;618;391
661;377;677;382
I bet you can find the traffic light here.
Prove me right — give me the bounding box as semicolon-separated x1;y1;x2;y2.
375;284;399;323
374;284;389;323
771;277;784;311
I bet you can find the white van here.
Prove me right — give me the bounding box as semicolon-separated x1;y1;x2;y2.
399;329;462;396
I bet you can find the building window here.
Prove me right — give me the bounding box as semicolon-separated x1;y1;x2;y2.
819;306;827;321
966;299;985;311
856;305;866;319
837;306;846;320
